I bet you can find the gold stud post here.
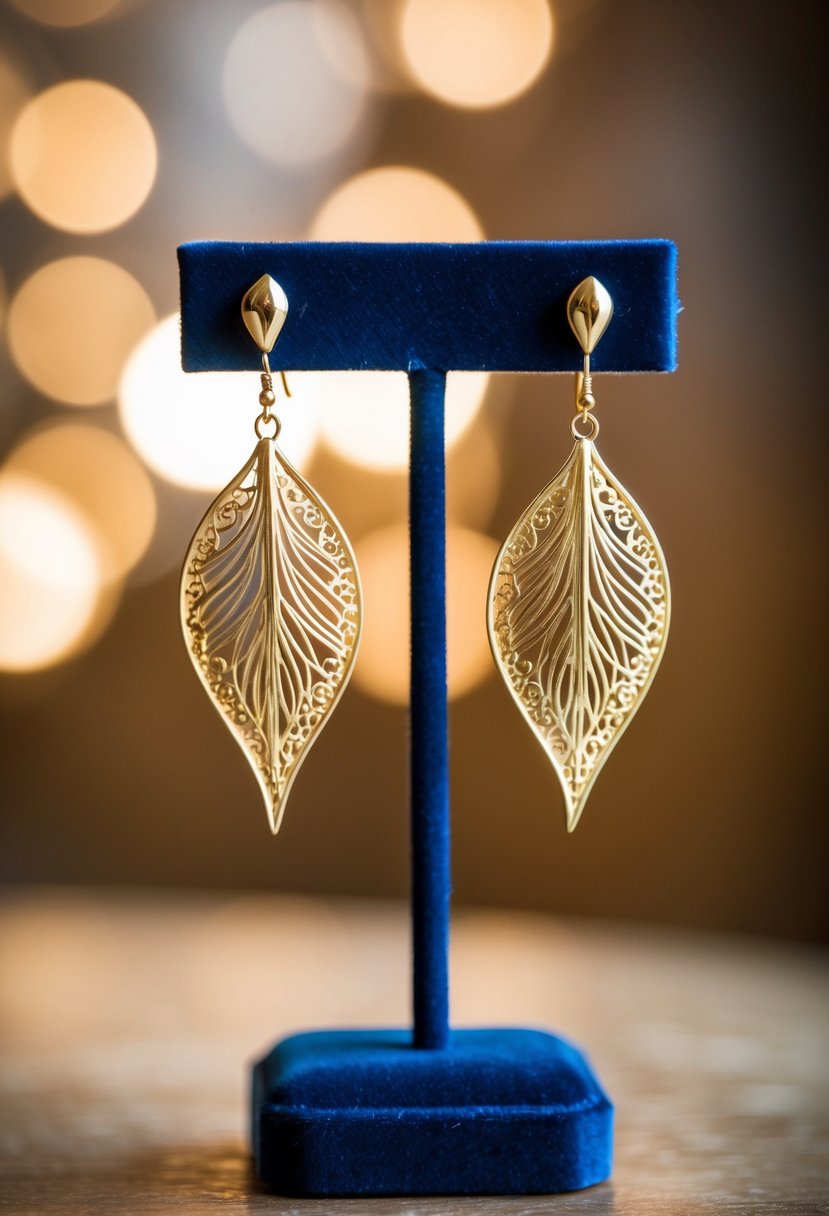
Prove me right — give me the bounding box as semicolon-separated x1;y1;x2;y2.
567;276;613;411
241;274;288;354
241;275;291;423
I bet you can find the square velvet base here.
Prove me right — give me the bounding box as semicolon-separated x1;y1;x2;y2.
251;1028;613;1196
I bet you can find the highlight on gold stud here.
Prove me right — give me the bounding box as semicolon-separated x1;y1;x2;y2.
181;276;361;833
487;277;670;831
241;274;288;354
567;275;613;357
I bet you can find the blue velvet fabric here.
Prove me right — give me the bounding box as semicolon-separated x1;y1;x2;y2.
409;370;449;1050
252;1028;613;1196
178;240;677;372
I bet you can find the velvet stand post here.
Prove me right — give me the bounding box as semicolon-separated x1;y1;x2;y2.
178;241;678;1197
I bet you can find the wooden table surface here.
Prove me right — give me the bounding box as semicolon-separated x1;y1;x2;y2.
0;890;826;1215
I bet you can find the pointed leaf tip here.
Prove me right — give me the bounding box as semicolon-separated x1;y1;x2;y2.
488;439;669;830
181;438;361;834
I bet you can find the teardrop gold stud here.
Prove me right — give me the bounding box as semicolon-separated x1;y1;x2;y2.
567;276;614;355
241;274;288;355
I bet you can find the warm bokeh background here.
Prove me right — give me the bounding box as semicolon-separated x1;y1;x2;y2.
0;0;825;941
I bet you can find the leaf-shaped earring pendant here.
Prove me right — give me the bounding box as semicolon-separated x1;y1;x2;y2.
181;276;361;833
487;278;670;831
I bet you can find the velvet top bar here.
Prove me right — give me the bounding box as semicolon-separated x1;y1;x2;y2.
178;240;677;374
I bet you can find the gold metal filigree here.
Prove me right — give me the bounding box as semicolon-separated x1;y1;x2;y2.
181;437;361;833
487;438;670;831
487;276;670;830
181;274;360;833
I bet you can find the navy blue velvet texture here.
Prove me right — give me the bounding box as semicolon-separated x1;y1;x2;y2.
409;370;450;1050
178;240;677;372
252;1028;613;1196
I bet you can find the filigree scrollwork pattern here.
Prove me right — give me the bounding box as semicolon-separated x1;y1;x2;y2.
487;438;670;831
181;438;361;833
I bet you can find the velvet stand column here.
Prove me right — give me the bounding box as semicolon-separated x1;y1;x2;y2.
409;368;450;1051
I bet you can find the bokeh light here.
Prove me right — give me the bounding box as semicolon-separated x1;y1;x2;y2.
222;2;370;166
446;417;501;528
119;315;320;491
312;165;483;240
301;370;488;471
400;0;553;110
304;410;502;546
0;55;31;201
4;424;157;581
8;257;155;407
8;0;121;25
354;523;497;704
10;80;156;233
0;473;103;673
359;0;413;93
0;898;124;1043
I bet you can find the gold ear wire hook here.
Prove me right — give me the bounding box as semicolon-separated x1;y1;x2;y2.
567;276;614;412
258;355;292;411
242;275;291;430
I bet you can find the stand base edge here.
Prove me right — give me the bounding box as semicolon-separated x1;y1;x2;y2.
251;1026;613;1197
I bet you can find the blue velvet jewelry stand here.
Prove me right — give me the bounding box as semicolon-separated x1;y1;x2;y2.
178;240;678;1197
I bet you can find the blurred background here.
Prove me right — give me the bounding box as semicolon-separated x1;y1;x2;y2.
0;0;825;943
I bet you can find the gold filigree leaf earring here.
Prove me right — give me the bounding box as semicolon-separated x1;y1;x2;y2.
181;275;362;834
487;277;670;831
